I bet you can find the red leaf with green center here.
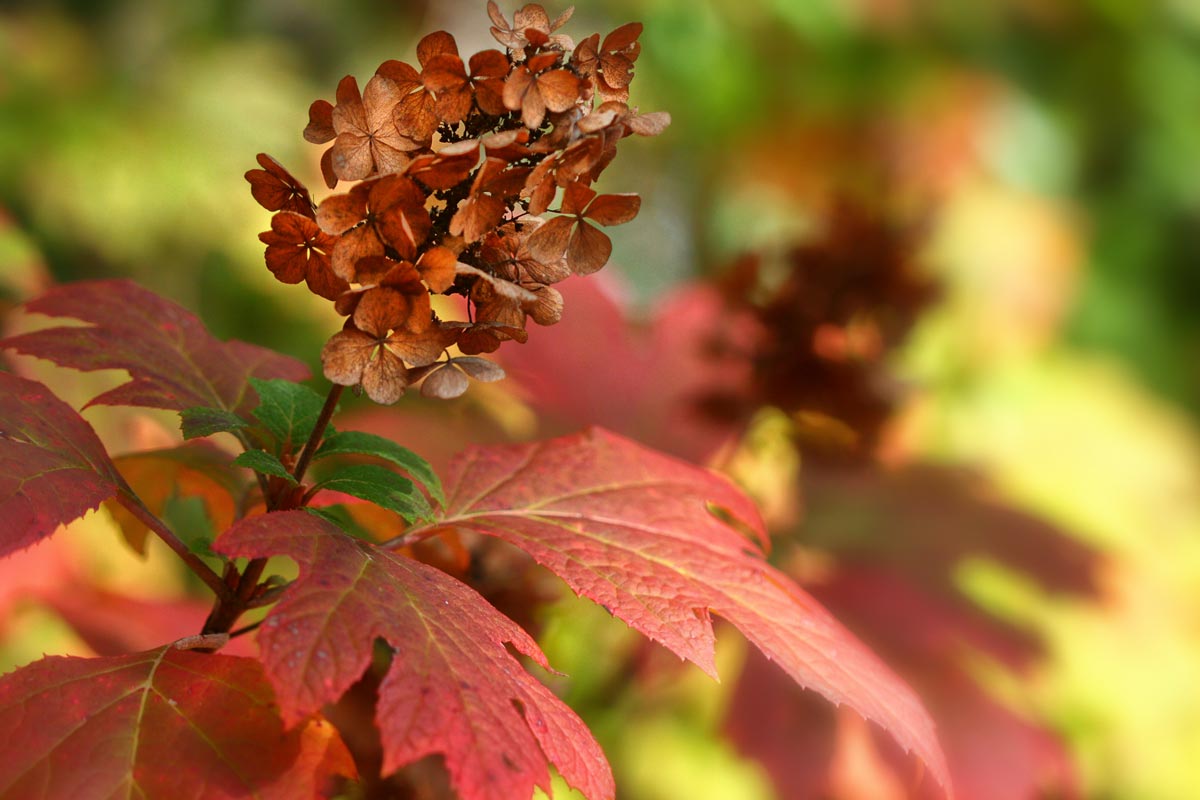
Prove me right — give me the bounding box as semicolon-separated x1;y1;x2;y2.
214;510;614;800
0;646;355;798
0;372;125;558
402;427;952;796
1;279;309;417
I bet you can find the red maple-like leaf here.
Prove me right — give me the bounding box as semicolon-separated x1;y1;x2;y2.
401;427;951;796
0;646;355;798
214;510;614;800
1;279;309;417
0;372;125;558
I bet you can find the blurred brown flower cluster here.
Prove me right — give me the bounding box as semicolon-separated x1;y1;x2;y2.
245;2;668;403
702;202;937;459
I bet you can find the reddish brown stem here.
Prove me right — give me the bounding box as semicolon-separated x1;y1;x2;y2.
115;491;233;602
292;383;343;484
201;383;345;636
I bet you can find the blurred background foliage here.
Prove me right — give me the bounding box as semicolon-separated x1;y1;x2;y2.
3;0;1200;798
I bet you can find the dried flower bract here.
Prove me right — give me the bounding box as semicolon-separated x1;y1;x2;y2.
247;3;668;403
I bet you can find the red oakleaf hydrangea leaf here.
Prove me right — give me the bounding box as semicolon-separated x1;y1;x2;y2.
1;279;309;417
214;510;614;800
0;372;125;558
403;428;951;796
0;646;354;798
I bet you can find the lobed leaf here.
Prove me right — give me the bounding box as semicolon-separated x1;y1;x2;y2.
214;510;614;800
0;279;309;418
0;372;125;558
313;463;431;523
0;646;355;798
249;377;329;454
403;427;952;796
314;429;444;506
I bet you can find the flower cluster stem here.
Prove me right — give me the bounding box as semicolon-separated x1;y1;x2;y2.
200;383;343;636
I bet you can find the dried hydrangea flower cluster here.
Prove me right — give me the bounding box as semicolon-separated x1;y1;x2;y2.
245;2;669;403
700;202;937;459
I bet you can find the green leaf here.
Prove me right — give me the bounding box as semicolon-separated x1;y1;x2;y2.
313;464;432;523
314;430;444;507
162;494;220;558
233;450;296;483
248;378;328;454
179;406;248;440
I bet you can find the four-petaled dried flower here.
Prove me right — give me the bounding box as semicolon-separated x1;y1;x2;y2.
329;74;421;182
526;182;641;274
247;2;669;404
259;212;348;301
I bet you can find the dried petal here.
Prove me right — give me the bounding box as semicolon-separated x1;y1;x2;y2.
259;211;339;296
627;110;671;137
560;181;597;216
304;99;335;144
601;22;643;53
584;193;641;226
416;246;458;293
525;216;575;266
566;219;612;275
360;348;411;404
322;328;378;387
526;284;563;325
316;187;367;236
332;227;384;282
452;357;506;382
417;31;458;66
420;363;470;399
353;287;417;338
470;50;511;116
537;69;583;113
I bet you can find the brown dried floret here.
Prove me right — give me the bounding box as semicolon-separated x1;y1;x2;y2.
423;49;511;121
480;219;570;285
259;211;348;301
384;31;460;143
450;157;531;243
245;154;315;217
526;181;640;274
316;174;432;280
572;23;642;104
329;74;421;182
321;284;459;404
487;2;575;56
503;51;583;130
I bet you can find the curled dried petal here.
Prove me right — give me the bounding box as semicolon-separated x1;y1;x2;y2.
527;284;563;326
420;363;470;399
246;153;314;217
452;356;506;382
304;99;335;144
